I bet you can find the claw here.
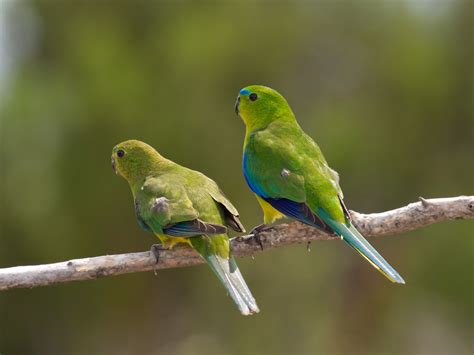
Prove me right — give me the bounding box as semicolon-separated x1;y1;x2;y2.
150;243;169;276
254;234;264;251
249;224;271;251
150;244;167;264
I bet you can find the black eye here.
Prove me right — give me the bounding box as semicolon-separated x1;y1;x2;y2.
117;150;125;158
249;93;258;102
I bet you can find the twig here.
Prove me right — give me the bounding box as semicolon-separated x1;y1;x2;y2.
0;196;472;291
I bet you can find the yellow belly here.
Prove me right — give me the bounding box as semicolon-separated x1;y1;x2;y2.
255;195;286;224
155;234;192;249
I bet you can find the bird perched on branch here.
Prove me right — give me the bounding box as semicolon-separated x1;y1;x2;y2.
235;85;405;284
112;140;259;315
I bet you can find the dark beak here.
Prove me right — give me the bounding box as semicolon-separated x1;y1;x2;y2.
234;95;240;115
111;156;117;174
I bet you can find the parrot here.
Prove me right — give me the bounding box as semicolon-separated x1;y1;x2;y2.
235;85;405;284
111;140;259;315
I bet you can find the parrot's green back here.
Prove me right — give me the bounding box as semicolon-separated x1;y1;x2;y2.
237;85;404;284
112;140;259;315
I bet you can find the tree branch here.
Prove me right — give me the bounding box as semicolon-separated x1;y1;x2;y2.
1;196;472;291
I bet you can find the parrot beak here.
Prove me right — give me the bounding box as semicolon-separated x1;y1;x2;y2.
111;156;117;174
234;95;240;115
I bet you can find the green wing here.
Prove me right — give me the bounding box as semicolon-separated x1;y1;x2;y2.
140;176;198;227
244;124;346;224
137;176;226;236
206;180;246;232
245;128;307;202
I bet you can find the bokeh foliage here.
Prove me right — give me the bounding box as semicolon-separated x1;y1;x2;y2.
0;1;472;354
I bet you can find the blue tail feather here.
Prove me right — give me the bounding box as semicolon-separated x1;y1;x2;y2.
318;208;405;284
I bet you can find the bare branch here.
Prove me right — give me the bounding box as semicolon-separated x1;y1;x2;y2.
0;196;472;291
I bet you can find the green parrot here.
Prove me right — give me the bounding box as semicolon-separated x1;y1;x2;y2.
235;85;405;284
112;140;259;315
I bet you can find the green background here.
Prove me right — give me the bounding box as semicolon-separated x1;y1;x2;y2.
0;1;472;354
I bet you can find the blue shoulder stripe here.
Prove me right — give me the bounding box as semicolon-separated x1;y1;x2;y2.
242;152;268;198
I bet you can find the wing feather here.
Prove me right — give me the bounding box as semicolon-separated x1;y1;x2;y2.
163;219;227;237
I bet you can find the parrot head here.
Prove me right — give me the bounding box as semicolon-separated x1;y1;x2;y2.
112;139;169;183
235;85;294;130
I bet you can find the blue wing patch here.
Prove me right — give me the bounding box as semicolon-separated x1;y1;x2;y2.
163;219;227;237
263;197;333;233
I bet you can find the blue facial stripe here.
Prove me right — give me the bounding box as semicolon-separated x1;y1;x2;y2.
240;88;251;95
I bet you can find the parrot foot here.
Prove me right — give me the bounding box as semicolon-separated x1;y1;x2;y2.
150;244;168;264
249;224;271;251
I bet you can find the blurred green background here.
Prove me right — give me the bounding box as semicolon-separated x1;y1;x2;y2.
0;1;472;354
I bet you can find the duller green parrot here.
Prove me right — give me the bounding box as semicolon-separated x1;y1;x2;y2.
235;85;405;284
112;140;259;315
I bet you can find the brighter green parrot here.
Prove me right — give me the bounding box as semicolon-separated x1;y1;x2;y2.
235;85;405;284
112;140;259;315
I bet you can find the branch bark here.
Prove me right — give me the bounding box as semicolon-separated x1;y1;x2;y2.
1;196;472;291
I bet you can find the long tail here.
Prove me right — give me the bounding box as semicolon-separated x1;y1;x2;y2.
319;209;405;284
203;253;260;315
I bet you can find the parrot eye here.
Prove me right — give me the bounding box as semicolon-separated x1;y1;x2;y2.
249;93;258;102
117;150;125;158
